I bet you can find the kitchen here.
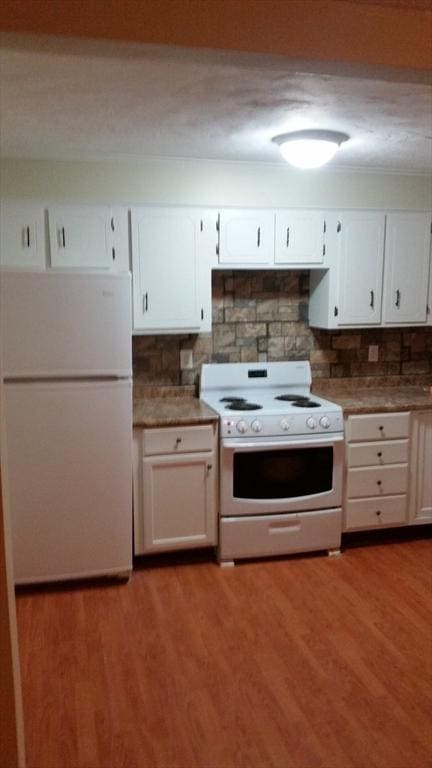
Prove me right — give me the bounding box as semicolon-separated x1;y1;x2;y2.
1;2;432;767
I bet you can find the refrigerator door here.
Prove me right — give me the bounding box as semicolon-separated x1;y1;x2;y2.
3;379;132;584
0;271;132;378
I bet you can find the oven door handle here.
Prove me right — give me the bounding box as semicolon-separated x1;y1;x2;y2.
222;434;345;452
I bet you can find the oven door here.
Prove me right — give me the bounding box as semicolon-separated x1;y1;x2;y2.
220;434;344;517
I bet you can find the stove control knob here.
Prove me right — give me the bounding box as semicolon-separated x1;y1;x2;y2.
251;420;262;433
306;417;317;430
320;416;330;429
236;420;248;434
280;418;290;432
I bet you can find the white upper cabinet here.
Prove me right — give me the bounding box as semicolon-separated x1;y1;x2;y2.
48;205;128;271
131;207;217;334
274;210;326;265
336;212;385;325
218;209;274;266
382;213;431;325
309;211;431;329
0;202;46;269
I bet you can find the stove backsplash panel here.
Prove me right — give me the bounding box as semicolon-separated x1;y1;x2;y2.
133;271;432;387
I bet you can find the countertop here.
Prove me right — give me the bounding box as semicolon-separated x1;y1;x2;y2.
133;395;218;428
312;383;432;415
133;380;432;427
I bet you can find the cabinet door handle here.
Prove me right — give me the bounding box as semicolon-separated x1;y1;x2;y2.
175;437;182;447
58;227;66;248
395;289;401;308
110;216;115;232
370;290;374;308
207;463;212;472
22;226;31;248
286;227;290;247
257;227;261;247
143;293;148;313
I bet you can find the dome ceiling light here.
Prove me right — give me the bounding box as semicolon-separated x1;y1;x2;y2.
272;129;350;169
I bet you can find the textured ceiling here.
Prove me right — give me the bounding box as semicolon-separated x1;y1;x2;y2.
0;36;431;172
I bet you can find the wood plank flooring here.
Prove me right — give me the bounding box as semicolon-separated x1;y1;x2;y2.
16;536;432;768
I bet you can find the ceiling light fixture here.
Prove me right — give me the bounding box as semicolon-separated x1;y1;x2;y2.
272;129;350;169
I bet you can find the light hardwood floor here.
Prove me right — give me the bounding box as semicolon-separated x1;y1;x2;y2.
16;535;432;768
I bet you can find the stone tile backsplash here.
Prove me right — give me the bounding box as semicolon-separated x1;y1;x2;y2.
133;271;432;388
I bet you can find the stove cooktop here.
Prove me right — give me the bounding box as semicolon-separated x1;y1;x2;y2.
200;361;344;438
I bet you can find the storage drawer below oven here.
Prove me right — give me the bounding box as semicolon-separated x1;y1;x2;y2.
219;508;342;561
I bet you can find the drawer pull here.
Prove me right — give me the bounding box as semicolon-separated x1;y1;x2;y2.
377;480;382;486
269;523;301;534
377;452;382;458
379;426;384;432
207;463;212;472
376;510;381;516
175;437;182;444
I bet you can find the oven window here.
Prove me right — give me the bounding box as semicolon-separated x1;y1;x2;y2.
233;447;333;499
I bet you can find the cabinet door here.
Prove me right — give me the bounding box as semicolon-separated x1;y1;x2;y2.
131;207;202;332
218;209;274;265
142;452;217;552
383;213;431;325
410;412;432;524
48;206;114;269
274;210;325;265
336;212;385;325
428;254;432;326
0;202;46;269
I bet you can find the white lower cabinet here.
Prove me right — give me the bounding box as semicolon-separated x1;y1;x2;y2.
343;412;410;531
409;411;432;524
133;423;218;554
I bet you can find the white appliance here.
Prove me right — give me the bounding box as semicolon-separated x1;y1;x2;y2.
200;361;344;565
0;271;133;584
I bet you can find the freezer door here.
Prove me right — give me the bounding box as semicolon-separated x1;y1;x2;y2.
0;271;132;377
3;379;132;583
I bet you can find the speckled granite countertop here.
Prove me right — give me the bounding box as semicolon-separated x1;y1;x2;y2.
312;381;432;415
133;386;218;428
132;380;432;426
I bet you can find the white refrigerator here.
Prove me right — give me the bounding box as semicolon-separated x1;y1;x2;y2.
0;271;133;585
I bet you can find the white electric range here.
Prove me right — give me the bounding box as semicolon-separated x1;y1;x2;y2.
200;361;344;565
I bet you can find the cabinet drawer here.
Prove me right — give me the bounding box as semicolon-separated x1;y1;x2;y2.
347;464;408;498
347;439;409;467
143;425;214;455
344;495;407;531
220;508;341;560
345;412;410;442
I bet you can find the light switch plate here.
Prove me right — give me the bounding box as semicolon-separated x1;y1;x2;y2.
180;349;194;370
368;345;379;362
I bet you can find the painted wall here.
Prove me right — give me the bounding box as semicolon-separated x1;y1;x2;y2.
1;157;431;210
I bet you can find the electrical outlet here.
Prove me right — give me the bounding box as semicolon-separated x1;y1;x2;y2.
180;349;193;370
368;345;379;362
